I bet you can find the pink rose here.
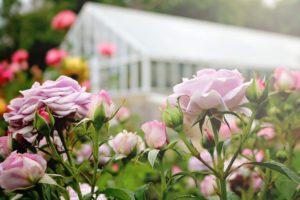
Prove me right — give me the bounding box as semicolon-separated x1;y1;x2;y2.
88;90;113;120
219;119;240;140
52;10;76;30
168;69;251;124
97;43;116;57
141;120;168;149
242;149;264;162
11;49;29;63
4;76;91;143
109;130;145;156
45;48;68;66
274;67;297;91
200;175;216;196
253;173;263;192
0;62;14;86
0;152;46;191
98;144;111;165
116;106;130;122
257;124;275;140
171;165;182;175
188;150;214;171
0;136;11;158
76;144;92;163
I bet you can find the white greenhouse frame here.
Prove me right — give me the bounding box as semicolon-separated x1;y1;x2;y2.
62;2;300;101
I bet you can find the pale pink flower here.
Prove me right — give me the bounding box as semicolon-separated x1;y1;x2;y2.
0;136;11;158
116;106;130;122
172;165;182;175
219;119;240;140
0;62;14;85
98;43;116;57
257;124;275;140
52;10;76;30
242;149;264;162
188;150;214;171
141;120;168;149
109;130;145;157
64;183;107;200
3;76;91;142
200;175;216;196
168;69;251;124
45;48;68;66
0;152;46;191
274;67;297;91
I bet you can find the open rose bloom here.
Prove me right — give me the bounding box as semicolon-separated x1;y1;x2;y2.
52;10;76;30
3;76;90;142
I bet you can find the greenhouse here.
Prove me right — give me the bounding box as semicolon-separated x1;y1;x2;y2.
63;2;300;98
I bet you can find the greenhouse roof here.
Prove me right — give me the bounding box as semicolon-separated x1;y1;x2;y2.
80;3;300;68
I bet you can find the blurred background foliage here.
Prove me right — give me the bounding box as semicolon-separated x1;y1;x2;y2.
1;0;300;67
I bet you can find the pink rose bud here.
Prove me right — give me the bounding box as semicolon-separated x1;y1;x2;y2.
252;173;263;192
38;108;51;125
98;143;111;166
246;78;266;102
51;10;76;30
167;69;251;125
257;124;275;140
97;43;116;57
45;48;68;66
219;119;240;140
88;90;113;125
0;152;47;191
162;102;183;132
200;175;216;196
64;183;107;200
274;67;297;91
0;136;11;158
141;120;168;149
11;49;29;63
202;128;215;150
109;130;145;156
116;106;130;122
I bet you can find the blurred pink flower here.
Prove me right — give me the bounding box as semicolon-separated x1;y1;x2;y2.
52;10;76;30
141;120;168;149
88;90;113;120
0;152;46;191
172;165;182;175
188;150;214;171
167;69;251;124
98;43;116;57
11;49;29;63
3;76;90;143
116;106;130;122
45;48;68;66
274;67;297;91
0;61;14;85
257;124;275;140
76;144;92;163
65;183;107;200
81;81;91;91
219;119;240;140
0;136;11;158
109;130;145;157
242;149;264;162
200;175;216;196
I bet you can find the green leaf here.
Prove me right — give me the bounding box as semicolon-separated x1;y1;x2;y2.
148;149;160;168
38;174;58;186
174;194;206;200
247;161;300;184
100;188;135;200
275;175;297;200
134;183;151;200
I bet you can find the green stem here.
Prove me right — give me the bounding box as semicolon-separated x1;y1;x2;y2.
287;134;295;168
224;110;256;177
178;131;220;178
159;155;167;200
220;178;227;200
91;128;101;197
56;131;84;200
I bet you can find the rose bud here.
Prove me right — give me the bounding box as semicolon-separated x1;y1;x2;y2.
88;90;113;129
11;49;29;63
257;124;275;140
202;128;215;150
34;107;54;135
162;102;183;132
45;48;67;66
141;120;168;149
246;78;266;102
276;150;288;163
219;119;240;140
0;152;47;191
274;67;296;91
115;106;130;122
0;136;11;158
109;130;145;157
98;143;111;166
